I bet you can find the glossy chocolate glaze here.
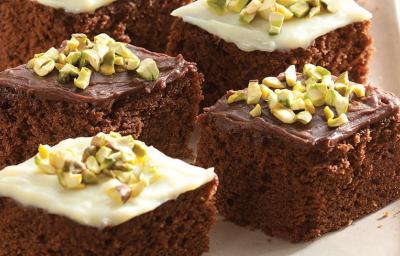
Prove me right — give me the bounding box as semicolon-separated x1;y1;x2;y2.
205;86;399;148
0;45;196;108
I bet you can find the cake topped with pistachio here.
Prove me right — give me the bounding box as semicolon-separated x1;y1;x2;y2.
0;133;216;227
227;64;366;127
172;0;371;52
27;33;159;90
208;0;337;35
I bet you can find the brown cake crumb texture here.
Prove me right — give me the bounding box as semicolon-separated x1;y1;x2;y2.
167;20;372;107
0;70;202;169
0;179;218;256
0;0;191;71
196;114;400;242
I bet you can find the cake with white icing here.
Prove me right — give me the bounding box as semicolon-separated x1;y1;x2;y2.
0;0;192;71
0;132;218;255
167;0;373;107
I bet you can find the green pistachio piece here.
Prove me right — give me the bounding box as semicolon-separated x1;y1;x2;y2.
37;144;50;159
33;56;55;77
247;80;262;105
335;71;350;85
296;111;312;124
71;34;89;50
35;156;56;175
93;44;110;60
207;0;228;14
321;0;338;13
289;1;310;18
262;76;285;89
43;47;60;61
57;169;84;190
276;0;297;7
81;49;100;71
321;74;334;88
227;0;250;12
269;12;285;35
324;106;335;120
107;184;132;204
64;37;80;54
125;57;141;71
113;43;135;59
304;76;319;87
74;67;92;90
304;98;316;114
113;171;134;184
306;83;327;107
260;84;272;101
258;0;276;20
85;155;101;174
326;88;349;115
94;33;115;46
271;106;297;124
133;142;147;158
304;64;323;80
276;89;294;107
66;52;82;66
328;113;349;127
58;53;67;65
293;90;305;99
350;84;366;98
114;56;124;66
137;58;159;81
91;133;107;147
227;90;247;104
285;65;297;87
96;146;112;164
58;63;80;84
250;104;262;117
100;49;116;76
291;98;306;110
316;66;331;76
82;169;98;184
240;0;262;23
130;180;148;198
267;90;279;109
293;82;306;92
276;3;294;20
308;6;320;17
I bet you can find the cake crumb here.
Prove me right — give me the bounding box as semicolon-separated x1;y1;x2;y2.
377;211;390;220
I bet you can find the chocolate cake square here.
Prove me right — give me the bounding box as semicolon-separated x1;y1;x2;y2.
167;0;373;107
0;0;191;71
0;134;218;255
0;38;203;169
196;66;400;242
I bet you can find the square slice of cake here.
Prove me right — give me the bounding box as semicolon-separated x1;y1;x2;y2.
0;132;218;255
196;64;400;242
0;33;203;169
167;0;373;107
0;0;191;70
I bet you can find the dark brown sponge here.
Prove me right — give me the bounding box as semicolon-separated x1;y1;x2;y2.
167;20;372;107
0;179;218;256
0;0;191;71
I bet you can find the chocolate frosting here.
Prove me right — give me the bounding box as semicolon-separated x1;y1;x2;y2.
205;86;400;148
0;45;196;108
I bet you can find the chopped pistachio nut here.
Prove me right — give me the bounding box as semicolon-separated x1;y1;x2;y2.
207;0;228;14
228;0;250;13
335;71;350;85
247;80;262;104
250;104;262;117
74;67;92;90
240;0;262;23
209;0;337;35
328;113;349;127
226;64;366;127
27;33;159;89
275;3;294;20
285;65;297;87
269;12;285;35
262;76;285;89
34;132;159;204
137;58;160;81
296;111;312;124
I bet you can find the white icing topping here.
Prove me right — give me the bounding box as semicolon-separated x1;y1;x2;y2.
0;137;216;228
34;0;116;13
172;0;372;52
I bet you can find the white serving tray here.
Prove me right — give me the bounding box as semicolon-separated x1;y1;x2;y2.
206;1;400;255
